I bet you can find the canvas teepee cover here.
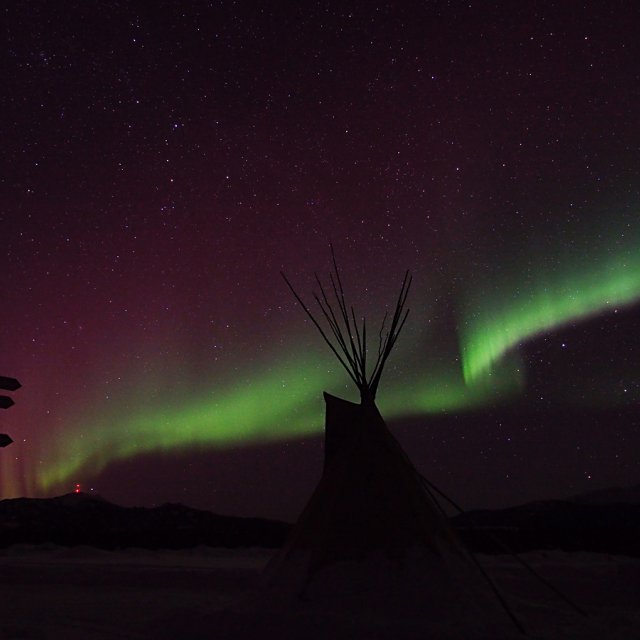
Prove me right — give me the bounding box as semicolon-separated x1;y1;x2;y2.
263;257;514;632
274;392;461;574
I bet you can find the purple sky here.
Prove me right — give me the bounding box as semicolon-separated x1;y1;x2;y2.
3;2;640;519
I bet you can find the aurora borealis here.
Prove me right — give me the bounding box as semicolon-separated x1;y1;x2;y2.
460;203;640;384
3;2;640;519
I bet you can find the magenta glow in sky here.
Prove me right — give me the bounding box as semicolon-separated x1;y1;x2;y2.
3;1;640;519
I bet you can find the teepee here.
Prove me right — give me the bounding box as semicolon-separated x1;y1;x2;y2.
262;252;521;633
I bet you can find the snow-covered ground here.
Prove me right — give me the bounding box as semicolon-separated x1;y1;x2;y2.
0;545;637;639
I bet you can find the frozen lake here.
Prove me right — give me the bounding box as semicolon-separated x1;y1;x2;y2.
0;545;637;639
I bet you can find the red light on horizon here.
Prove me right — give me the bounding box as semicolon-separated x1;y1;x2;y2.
75;483;81;494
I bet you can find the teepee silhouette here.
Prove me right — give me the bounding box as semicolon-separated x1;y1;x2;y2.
262;249;524;633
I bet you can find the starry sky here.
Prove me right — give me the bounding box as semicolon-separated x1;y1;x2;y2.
3;1;640;520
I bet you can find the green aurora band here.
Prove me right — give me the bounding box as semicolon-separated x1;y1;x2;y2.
35;344;517;494
460;207;640;384
36;356;333;491
33;201;640;494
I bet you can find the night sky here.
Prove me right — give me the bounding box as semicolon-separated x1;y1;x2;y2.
3;1;640;520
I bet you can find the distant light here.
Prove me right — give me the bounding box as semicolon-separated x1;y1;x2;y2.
75;483;81;494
